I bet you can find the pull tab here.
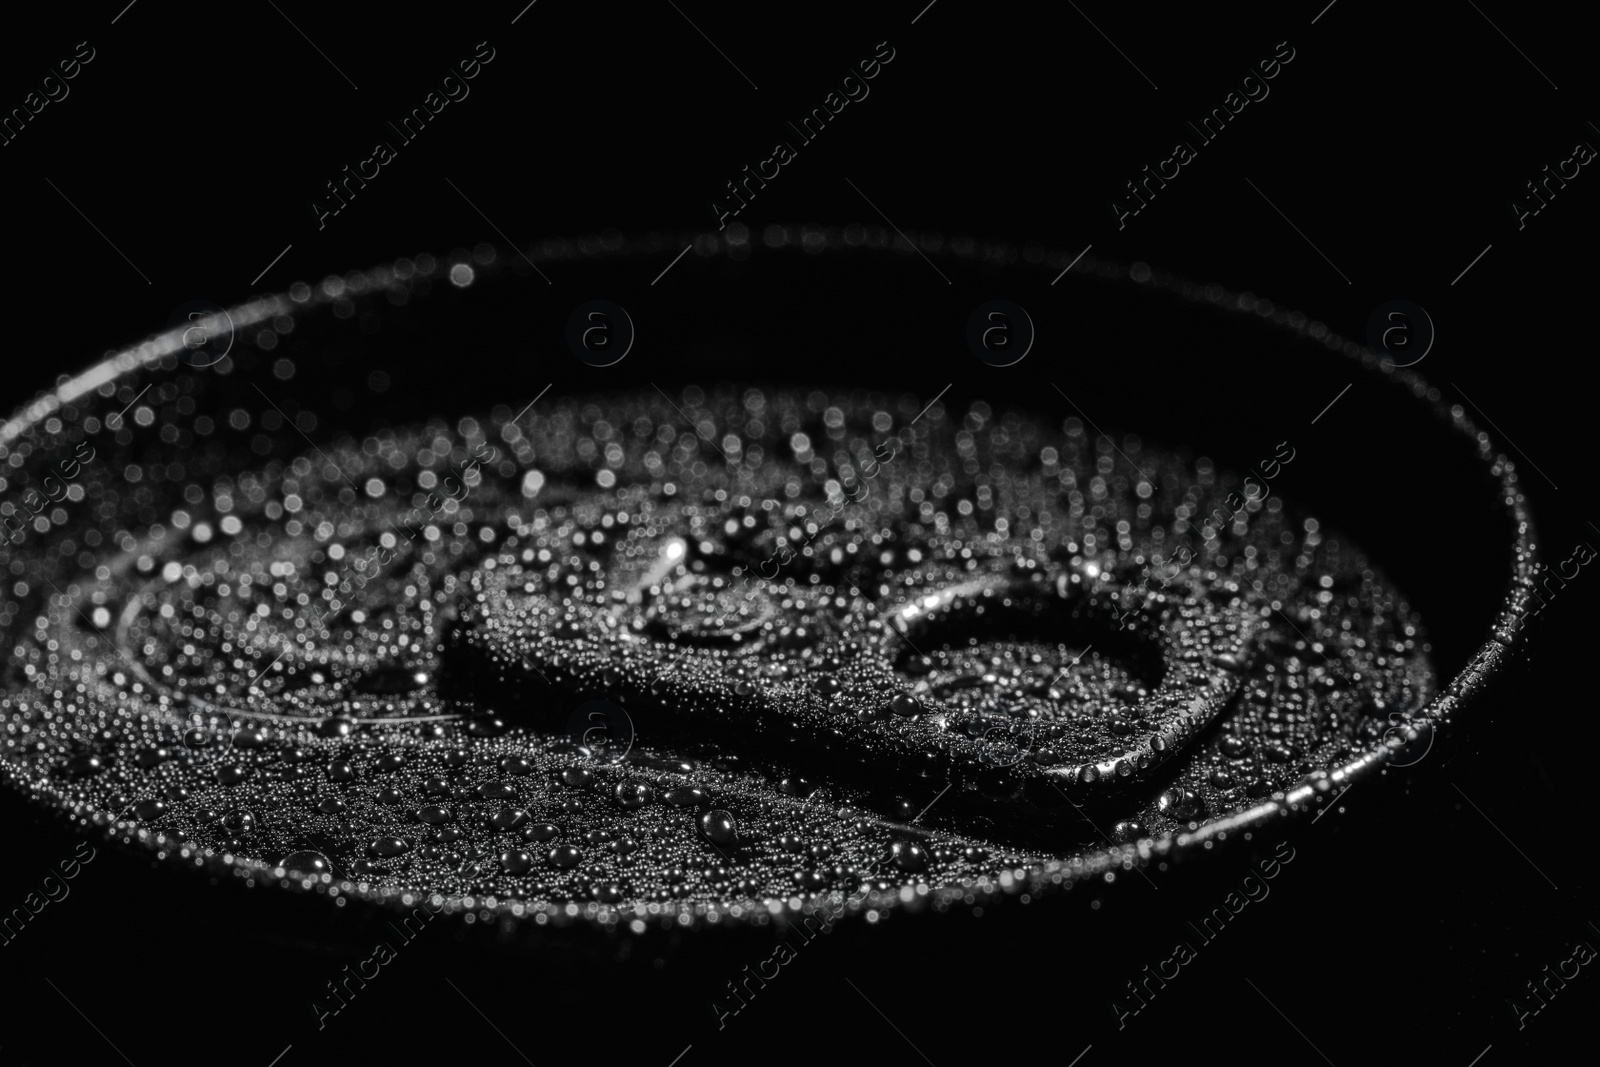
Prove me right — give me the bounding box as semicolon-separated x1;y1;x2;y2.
444;544;1263;856
877;568;1260;794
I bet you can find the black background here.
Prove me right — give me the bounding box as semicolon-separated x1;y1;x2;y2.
1;2;1595;1064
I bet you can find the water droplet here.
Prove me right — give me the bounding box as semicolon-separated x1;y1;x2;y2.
467;714;507;738
66;755;104;778
134;747;170;769
890;693;921;718
369;836;410;858
221;808;256;834
284;850;332;876
614;781;654;809
216;764;249;786
490;807;527;830
699;809;738;846
1220;734;1251;759
886;840;928;872
1157;788;1203;820
664;786;709;807
319;715;357;739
